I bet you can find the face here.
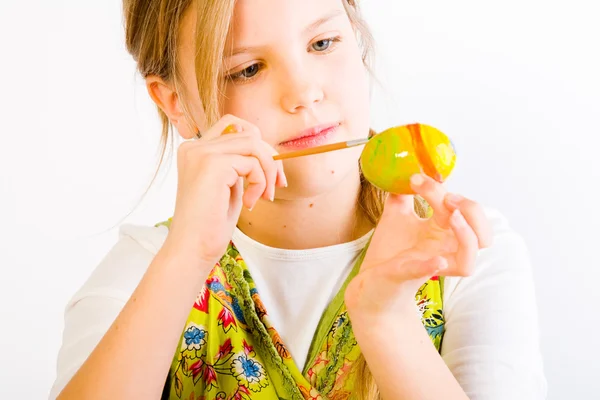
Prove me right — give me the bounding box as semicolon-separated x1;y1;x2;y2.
181;0;371;198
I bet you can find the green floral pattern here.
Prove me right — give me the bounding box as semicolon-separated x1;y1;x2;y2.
155;218;445;399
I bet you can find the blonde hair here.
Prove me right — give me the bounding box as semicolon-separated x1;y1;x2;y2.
123;0;428;398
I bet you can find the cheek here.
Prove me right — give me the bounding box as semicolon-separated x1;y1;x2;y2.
221;85;246;116
326;50;371;129
221;84;280;142
221;85;263;124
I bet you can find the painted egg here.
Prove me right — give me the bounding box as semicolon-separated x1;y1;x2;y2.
359;123;456;194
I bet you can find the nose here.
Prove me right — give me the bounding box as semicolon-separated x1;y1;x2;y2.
279;68;324;113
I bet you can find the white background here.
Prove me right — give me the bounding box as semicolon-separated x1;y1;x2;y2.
1;0;598;398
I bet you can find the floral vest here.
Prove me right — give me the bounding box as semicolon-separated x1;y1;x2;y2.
156;219;445;400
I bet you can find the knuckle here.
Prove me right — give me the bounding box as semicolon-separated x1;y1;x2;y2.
252;157;265;175
248;137;264;155
197;152;220;171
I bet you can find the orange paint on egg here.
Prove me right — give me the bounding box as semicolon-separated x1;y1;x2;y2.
406;123;442;182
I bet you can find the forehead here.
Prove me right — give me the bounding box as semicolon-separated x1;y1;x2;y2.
229;0;347;42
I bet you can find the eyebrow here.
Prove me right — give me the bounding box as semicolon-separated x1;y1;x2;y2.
227;9;345;58
303;9;345;34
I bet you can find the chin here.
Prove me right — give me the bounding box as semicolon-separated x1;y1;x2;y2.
276;146;363;200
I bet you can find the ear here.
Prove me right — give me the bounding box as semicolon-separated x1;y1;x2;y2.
145;75;198;139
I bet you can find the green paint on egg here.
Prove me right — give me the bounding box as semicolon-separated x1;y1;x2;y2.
359;124;456;194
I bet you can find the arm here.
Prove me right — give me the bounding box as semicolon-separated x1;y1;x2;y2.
53;115;286;399
56;239;212;400
353;312;469;400
351;208;547;400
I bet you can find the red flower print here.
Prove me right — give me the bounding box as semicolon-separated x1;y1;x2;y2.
230;384;251;400
193;285;209;313
216;338;233;361
242;340;255;357
190;359;205;382
217;306;237;333
202;365;218;391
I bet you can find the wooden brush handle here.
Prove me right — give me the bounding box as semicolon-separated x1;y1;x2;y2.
273;138;369;160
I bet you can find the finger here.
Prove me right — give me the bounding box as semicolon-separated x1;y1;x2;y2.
236;124;286;192
198;114;256;141
448;209;479;275
444;194;493;248
409;173;451;228
200;135;278;202
208;119;284;197
221;155;267;210
219;129;287;189
275;159;287;188
228;177;244;219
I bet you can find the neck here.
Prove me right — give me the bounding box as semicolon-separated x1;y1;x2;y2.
237;168;374;250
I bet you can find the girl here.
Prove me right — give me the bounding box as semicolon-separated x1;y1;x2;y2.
51;0;547;399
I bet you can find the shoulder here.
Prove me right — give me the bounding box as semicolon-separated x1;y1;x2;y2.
119;221;170;255
49;223;170;399
67;222;170;306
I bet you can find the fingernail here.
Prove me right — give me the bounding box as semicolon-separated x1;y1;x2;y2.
410;174;425;187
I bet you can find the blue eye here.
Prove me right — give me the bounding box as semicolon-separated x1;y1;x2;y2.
228;63;262;82
239;64;259;78
312;39;333;52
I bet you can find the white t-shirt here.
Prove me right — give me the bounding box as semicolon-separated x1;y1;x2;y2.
231;226;371;370
49;206;547;399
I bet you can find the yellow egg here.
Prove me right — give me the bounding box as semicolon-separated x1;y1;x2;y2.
359;123;456;194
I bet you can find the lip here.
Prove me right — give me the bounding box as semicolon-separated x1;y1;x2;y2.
279;123;340;149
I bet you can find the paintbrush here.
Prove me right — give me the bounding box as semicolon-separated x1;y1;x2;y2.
273;137;370;160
